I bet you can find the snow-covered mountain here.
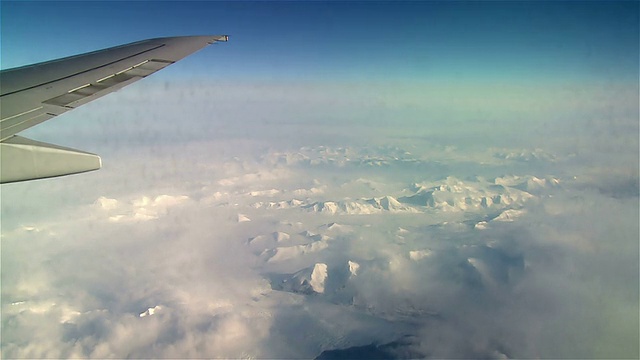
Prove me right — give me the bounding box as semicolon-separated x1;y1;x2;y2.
251;176;539;215
271;263;329;294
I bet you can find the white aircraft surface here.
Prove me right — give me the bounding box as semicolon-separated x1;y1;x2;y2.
0;35;228;184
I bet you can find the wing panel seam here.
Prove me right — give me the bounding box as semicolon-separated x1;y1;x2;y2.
0;106;43;122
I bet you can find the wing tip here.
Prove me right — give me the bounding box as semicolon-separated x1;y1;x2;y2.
208;35;229;44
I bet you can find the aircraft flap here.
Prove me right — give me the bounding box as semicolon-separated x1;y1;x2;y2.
0;135;101;183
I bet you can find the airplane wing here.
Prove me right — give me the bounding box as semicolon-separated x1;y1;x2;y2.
0;35;228;184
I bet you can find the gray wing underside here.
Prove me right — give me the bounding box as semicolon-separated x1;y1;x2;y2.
0;35;228;183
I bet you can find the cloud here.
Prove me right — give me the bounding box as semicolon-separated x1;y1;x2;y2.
2;82;637;359
93;194;190;222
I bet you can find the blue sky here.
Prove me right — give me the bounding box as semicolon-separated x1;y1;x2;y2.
2;1;638;84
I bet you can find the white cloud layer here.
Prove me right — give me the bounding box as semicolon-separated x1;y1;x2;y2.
2;82;638;359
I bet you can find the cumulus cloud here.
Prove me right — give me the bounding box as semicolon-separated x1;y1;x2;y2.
94;194;190;222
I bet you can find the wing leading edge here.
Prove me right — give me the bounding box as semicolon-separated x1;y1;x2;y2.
0;35;228;184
